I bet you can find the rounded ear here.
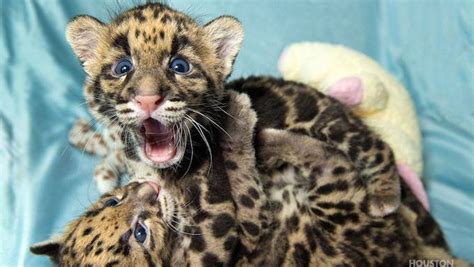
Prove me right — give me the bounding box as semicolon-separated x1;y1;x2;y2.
66;15;107;71
203;16;244;78
30;236;63;261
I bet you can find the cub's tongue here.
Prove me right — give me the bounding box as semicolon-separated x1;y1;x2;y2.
142;119;176;163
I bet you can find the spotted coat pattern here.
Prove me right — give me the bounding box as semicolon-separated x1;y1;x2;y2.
32;115;466;266
54;2;467;267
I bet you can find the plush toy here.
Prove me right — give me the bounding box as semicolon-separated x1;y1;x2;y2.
279;42;429;210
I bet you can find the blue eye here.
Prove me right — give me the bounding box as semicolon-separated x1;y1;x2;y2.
169;58;191;74
113;58;133;76
104;198;119;207
134;221;148;244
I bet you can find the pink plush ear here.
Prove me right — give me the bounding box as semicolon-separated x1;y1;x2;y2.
397;163;430;210
328;76;363;107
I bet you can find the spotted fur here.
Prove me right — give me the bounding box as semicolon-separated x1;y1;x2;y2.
33;90;263;266
51;2;465;266
30;182;180;266
31;128;467;266
69;119;128;192
240;129;466;266
67;2;400;217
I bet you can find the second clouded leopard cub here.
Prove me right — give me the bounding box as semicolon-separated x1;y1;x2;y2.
33;91;463;266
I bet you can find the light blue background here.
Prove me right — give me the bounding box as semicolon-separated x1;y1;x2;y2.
1;0;473;266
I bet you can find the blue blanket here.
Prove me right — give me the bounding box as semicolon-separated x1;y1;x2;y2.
1;1;472;266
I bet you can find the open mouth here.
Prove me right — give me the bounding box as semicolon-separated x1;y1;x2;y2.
140;118;177;164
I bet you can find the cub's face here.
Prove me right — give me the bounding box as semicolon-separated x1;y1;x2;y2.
30;182;180;266
66;3;243;170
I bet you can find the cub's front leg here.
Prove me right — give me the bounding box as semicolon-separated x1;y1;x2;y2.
177;92;263;266
220;91;266;254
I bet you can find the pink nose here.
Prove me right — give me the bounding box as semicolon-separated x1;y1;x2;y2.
135;95;162;113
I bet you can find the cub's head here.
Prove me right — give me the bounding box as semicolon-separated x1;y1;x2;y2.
66;3;243;170
31;182;180;266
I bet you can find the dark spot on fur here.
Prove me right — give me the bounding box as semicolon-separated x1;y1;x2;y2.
289;127;308;135
112;32;130;54
95;248;103;255
224;160;238;170
224;236;237;251
344;228;369;250
239;194;254;208
83;227;92;236
161;14;171;24
332;166;347;175
84;207;105;218
311;207;325;216
149;234;156;250
304;227;318;252
105;260;120;267
193;210;210;223
242;221;259;236
85;234;100;255
134;11;146;22
282;190;290;203
190;233;206;252
119;229;132;245
153;8;160;18
201;252;222;267
316;180;349;195
328;212;359;225
293;243;310;267
286;215;300;233
372;153;384;166
318;219;336;233
211;213;235;238
294;92;318;122
248;187;260;199
207;146;233;204
143;249;155;267
314;228;336;256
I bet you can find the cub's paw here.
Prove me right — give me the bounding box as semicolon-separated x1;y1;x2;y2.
225;91;257;138
368;193;401;217
69;118;108;156
68;118;91;147
256;129;290;169
257;128;326;170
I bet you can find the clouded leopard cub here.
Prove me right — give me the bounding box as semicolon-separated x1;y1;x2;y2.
66;3;401;217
